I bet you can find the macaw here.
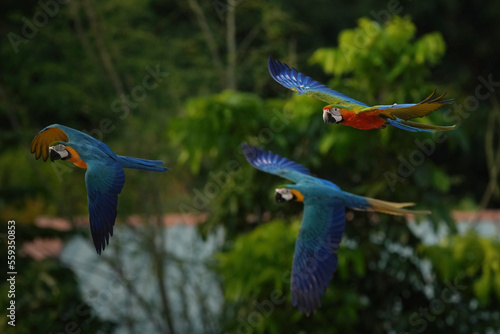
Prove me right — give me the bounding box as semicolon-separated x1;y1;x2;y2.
268;57;455;132
242;143;430;315
30;124;168;254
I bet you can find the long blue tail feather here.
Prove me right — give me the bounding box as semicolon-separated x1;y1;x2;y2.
117;155;168;172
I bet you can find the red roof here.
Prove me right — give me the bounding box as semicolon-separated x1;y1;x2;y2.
21;213;207;260
21;210;500;260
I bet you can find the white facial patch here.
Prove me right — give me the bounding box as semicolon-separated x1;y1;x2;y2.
275;188;293;201
49;144;70;159
329;108;343;123
323;108;343;124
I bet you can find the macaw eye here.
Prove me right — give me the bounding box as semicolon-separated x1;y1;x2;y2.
332;107;341;114
54;144;66;152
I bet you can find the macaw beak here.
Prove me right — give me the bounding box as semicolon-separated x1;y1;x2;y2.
275;191;289;203
49;145;71;162
275;188;294;203
275;188;303;203
323;109;335;124
322;107;344;125
49;148;61;162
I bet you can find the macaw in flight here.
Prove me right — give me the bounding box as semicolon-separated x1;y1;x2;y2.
242;143;430;315
30;124;168;254
268;57;455;132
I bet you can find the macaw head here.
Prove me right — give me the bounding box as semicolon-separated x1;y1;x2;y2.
275;188;304;203
49;144;71;162
322;106;343;124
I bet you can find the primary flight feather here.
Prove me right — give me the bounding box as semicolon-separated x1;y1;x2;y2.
242;143;430;315
268;57;455;132
31;124;168;254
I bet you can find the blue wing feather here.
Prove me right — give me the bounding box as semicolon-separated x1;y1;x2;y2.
385;118;433;133
291;201;346;316
268;57;368;107
32;124;168;255
49;124;118;157
242;143;348;315
85;160;125;254
241;143;311;183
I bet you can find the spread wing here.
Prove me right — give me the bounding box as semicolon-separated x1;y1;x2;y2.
291;199;346;316
358;90;453;120
31;124;117;161
30;126;70;161
241;143;311;184
85;160;125;254
268;57;368;108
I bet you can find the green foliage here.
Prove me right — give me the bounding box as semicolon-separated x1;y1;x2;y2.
0;257;115;333
168;90;266;173
216;220;366;333
310;16;446;103
420;233;500;305
0;0;498;332
216;220;299;299
303;16;459;231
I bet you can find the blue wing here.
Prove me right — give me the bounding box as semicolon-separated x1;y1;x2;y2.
291;199;346;316
241;143;311;183
31;124;117;161
268;57;368;108
85;160;125;254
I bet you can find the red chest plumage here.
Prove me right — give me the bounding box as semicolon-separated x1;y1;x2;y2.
340;110;386;130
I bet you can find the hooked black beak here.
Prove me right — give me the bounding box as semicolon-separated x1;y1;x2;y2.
323;108;344;125
323;112;336;125
275;191;286;203
275;189;296;203
49;145;71;162
323;111;344;125
49;149;62;162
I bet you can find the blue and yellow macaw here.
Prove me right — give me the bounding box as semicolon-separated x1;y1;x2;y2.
30;124;168;254
268;57;455;132
242;143;430;315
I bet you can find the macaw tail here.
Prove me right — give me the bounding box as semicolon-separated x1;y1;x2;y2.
363;197;430;215
117;155;168;172
386;118;456;133
343;192;430;216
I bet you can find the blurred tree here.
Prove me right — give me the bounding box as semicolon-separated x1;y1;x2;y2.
0;259;116;333
0;0;498;333
216;220;366;334
420;233;500;306
171;16;500;333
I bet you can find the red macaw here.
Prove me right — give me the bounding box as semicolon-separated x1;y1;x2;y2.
31;124;168;254
268;57;455;132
